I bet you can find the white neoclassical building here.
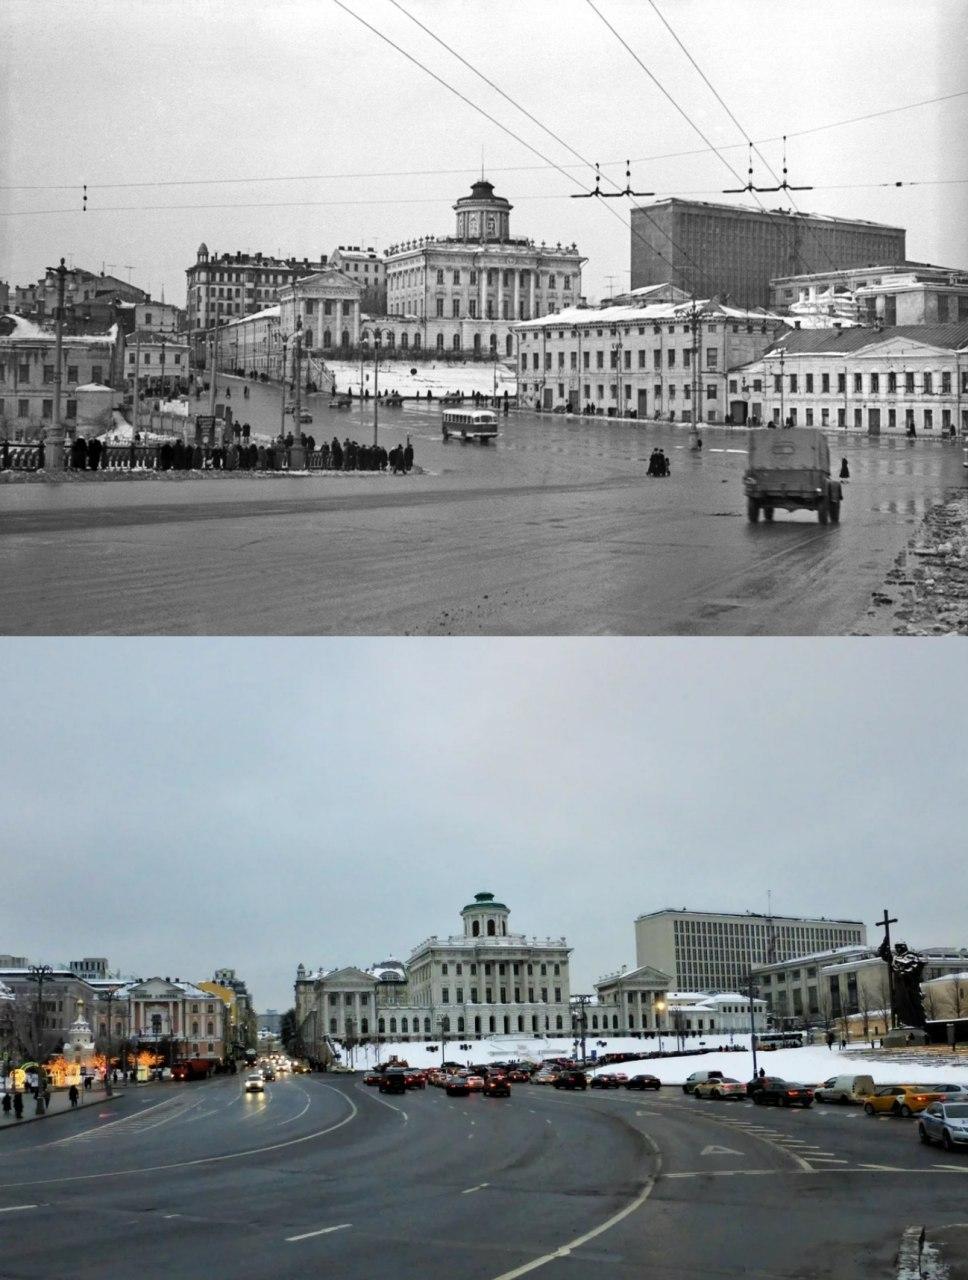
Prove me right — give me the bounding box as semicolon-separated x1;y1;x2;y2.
294;892;573;1052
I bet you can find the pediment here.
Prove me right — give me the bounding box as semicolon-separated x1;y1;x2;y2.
856;335;951;359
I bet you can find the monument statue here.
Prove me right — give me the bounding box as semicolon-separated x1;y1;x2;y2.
878;938;926;1029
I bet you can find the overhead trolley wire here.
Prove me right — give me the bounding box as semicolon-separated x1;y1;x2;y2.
331;0;722;299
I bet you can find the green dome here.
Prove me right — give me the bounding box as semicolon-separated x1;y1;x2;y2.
461;891;509;913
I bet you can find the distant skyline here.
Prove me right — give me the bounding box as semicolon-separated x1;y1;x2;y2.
5;638;965;1010
2;0;967;307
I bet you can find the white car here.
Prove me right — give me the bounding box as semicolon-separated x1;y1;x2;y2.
918;1101;968;1151
244;1072;265;1093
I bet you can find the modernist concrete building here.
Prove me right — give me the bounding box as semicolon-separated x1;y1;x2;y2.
770;262;968;327
514;294;785;418
630;199;906;309
735;322;968;435
294;892;572;1052
384;179;585;358
634;908;867;994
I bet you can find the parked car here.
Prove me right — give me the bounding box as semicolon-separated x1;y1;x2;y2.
919;1101;968;1151
378;1069;407;1095
244;1072;265;1094
752;1080;814;1108
747;1075;786;1098
445;1075;470;1097
682;1070;725;1096
483;1076;511;1098
694;1077;746;1100
813;1074;875;1105
553;1070;588;1091
924;1083;968;1098
626;1074;661;1092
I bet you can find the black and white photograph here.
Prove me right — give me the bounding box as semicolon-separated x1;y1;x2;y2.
2;2;967;1278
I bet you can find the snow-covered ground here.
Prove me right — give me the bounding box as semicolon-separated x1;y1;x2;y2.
326;358;517;400
337;1034;968;1086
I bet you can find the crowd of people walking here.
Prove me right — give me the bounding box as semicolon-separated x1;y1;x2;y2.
647;448;671;476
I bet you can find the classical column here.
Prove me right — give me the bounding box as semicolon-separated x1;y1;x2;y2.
528;270;536;320
497;268;504;326
478;261;486;323
513;270;521;321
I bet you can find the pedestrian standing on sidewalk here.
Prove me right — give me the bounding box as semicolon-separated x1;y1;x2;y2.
13;1092;23;1119
69;1084;79;1108
2;1092;11;1118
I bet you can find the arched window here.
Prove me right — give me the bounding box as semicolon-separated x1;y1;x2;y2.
489;333;497;352
457;1016;465;1032
191;1021;198;1036
472;920;480;936
517;1015;524;1031
436;334;444;352
503;1015;510;1034
531;1015;538;1033
489;1016;496;1033
556;1015;563;1030
501;921;507;935
592;1015;599;1030
506;334;513;356
400;333;409;349
424;1016;431;1033
413;333;421;349
441;1016;450;1033
329;1018;337;1033
341;329;350;348
473;334;482;354
452;335;461;351
304;329;313;349
387;332;395;349
401;1017;408;1033
612;1014;618;1029
389;1017;397;1033
487;919;496;936
206;1021;214;1036
474;1016;481;1034
361;1018;369;1033
323;329;332;348
378;1018;385;1033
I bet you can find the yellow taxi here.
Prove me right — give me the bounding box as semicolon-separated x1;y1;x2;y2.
862;1084;946;1117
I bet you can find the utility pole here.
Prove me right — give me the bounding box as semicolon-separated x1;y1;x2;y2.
748;972;759;1078
779;349;786;426
208;321;218;419
570;994;592;1063
279;333;288;440
133;331;141;451
290;318;305;470
689;300;703;446
46;259;68;472
27;964;54;1111
372;334;380;447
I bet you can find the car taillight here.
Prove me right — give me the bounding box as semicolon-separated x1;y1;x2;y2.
787;1090;798;1096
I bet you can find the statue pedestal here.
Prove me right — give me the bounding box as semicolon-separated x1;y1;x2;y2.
882;1026;927;1048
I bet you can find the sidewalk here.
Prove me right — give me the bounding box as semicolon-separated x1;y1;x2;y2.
897;1225;968;1279
1;1084;122;1128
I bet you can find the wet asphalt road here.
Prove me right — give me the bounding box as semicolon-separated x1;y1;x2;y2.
1;384;963;635
2;1073;965;1280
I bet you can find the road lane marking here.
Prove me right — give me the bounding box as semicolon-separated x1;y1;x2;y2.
286;1223;352;1243
700;1145;743;1156
0;1205;38;1213
462;1183;489;1194
45;1095;182;1146
0;1083;359;1190
665;1170;774;1179
487;1131;661;1280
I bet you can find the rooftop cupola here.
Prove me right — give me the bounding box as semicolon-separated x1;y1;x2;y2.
460;891;510;939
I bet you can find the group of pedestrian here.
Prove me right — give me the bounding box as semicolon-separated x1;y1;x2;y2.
1;1091;25;1119
321;436;414;473
647;448;671;477
68;436;105;470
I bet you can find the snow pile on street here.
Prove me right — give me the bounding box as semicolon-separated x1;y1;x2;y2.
340;1034;968;1086
861;496;968;636
326;358;517;399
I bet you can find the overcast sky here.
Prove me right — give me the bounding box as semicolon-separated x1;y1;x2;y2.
2;0;966;305
2;638;964;1010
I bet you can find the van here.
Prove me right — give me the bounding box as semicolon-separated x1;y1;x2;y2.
682;1070;725;1095
813;1074;876;1105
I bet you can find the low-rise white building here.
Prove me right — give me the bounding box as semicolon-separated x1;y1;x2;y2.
592;964;670;1035
514;295;786;419
734;322;968;435
666;990;767;1035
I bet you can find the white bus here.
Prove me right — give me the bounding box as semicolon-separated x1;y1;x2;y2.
441;408;498;445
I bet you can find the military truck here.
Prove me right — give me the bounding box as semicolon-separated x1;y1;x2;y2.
743;427;843;524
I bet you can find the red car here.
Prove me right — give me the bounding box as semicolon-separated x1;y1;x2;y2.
508;1069;530;1083
590;1073;621;1089
363;1072;382;1087
404;1071;426;1089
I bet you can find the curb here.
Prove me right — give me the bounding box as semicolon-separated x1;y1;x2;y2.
0;1090;123;1131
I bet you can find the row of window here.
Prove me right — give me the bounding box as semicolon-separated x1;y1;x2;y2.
440;985;562;1003
523;347;722;373
440;960;560;976
771;370;960;395
523;321;760;341
301;299;354;317
391;268;572;289
2;398;77;419
330;1012;571;1035
0;363;104;384
127;352;183;365
774;405;961;431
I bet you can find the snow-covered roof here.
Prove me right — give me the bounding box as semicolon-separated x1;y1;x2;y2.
923;971;968;986
75;382;112;392
224;304;279;327
753;944;871;973
112;976;210;1000
516;299;785;331
0;979;14;1001
0;315;118;345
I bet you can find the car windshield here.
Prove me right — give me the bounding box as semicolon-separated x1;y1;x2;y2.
943;1104;968;1117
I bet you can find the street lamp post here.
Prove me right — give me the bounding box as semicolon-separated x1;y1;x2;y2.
289;319;306;470
611;338;622;417
44;260;68;472
655;998;666;1054
27;964;54;1112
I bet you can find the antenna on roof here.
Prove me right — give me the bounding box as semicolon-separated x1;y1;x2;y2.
758;136;813;193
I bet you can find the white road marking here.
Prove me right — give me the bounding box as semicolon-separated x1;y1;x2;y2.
0;1083;359;1190
286;1223;352;1243
0;1205;38;1213
462;1182;489;1195
45;1095;182;1146
665;1170;774;1179
700;1145;743;1156
487;1132;661;1280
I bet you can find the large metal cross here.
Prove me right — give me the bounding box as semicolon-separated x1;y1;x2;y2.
875;909;899;1029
